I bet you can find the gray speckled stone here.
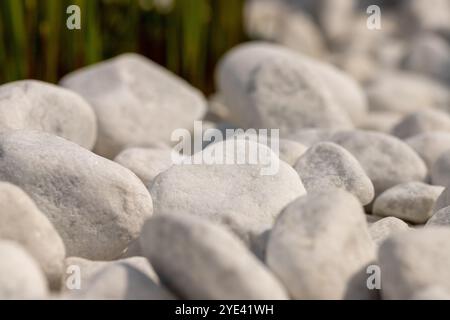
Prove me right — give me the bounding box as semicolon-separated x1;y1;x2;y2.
379;227;450;299
373;182;443;224
330;130;427;198
140;214;288;300
369;217;410;245
294;142;374;205
266;190;376;299
0;130;153;260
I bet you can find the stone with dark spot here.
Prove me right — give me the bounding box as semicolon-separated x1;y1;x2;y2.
330;130;427;198
294;142;374;205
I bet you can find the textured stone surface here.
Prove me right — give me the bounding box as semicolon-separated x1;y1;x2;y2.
0;130;153;260
140;214;288;300
373;182;443;224
61;53;207;158
427;206;450;227
392;109;450;140
0;80;97;150
150;139;305;242
114;147;178;186
266;190;376;299
0;241;48;299
369;217;410;245
0;182;65;290
330;130;427;197
294;142;374;205
379;228;450;299
217;42;353;135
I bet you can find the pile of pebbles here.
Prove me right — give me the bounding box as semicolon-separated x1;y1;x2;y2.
1;0;450;300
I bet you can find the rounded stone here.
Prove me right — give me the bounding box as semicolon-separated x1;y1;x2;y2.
369;217;410;245
61;53;207;158
0;241;48;300
0;80;97;150
266;190;376;299
0;182;65;290
373;182;444;224
140;214;289;300
216;42;353;135
150;139;306;242
0;130;153;260
294;142;374;205
392;109;450;140
330;130;427;197
379;227;450;299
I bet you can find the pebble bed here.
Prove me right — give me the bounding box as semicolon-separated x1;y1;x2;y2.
1;0;450;300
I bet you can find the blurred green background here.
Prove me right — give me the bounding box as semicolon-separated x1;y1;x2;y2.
0;0;246;94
